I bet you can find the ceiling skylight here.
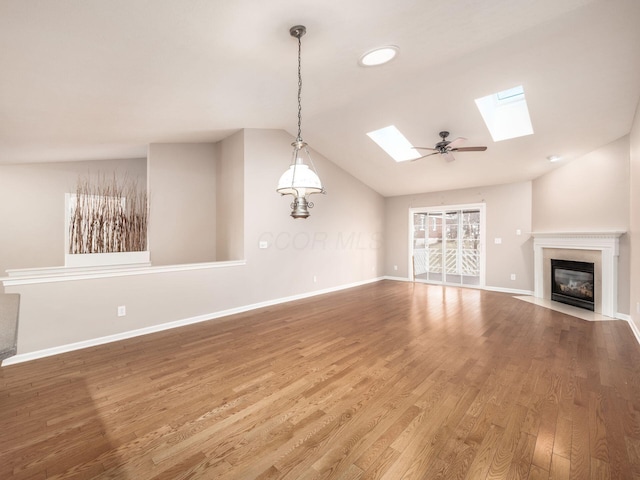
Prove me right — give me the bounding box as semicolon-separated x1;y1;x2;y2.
475;85;534;142
367;125;420;162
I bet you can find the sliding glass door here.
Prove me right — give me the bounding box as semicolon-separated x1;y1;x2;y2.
411;205;485;286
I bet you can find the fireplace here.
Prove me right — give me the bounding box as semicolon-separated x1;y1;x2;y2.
551;259;595;311
532;232;623;318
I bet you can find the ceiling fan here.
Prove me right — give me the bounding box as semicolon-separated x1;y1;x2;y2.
413;131;487;162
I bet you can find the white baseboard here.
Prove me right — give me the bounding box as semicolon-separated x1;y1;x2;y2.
484;286;535;296
2;277;384;366
382;275;412;282
383;276;534;296
619;314;640;345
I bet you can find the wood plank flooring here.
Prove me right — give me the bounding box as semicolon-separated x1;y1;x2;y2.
1;280;640;479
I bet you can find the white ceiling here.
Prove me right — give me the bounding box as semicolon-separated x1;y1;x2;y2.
1;0;639;197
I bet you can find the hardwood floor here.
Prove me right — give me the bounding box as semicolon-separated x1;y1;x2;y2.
1;280;640;479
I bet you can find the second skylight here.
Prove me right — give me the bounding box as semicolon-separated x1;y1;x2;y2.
475;85;533;142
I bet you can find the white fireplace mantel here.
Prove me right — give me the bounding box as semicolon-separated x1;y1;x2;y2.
532;231;625;318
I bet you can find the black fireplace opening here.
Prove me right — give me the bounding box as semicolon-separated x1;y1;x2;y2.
551;259;595;311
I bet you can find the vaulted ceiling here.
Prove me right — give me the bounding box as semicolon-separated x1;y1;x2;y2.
1;0;639;196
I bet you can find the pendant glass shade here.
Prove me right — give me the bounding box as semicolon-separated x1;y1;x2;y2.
277;142;324;219
276;142;324;197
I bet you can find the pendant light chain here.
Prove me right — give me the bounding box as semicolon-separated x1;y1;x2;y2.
296;33;303;143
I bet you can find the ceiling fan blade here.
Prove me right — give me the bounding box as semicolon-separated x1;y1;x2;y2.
411;152;440;161
450;146;487;152
443;152;456;162
446;137;467;149
412;146;438;151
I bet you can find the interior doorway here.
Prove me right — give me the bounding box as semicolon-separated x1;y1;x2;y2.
410;204;486;287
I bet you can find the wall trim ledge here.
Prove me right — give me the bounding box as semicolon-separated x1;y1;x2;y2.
1;276;384;366
2;260;247;287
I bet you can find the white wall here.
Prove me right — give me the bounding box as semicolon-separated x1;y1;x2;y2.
216;131;244;261
5;129;385;355
532;136;631;314
243;129;385;296
630;100;640;332
148;143;217;265
0;158;146;274
532;136;630;231
385;181;533;292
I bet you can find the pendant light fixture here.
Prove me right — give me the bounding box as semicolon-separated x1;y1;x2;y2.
277;25;325;219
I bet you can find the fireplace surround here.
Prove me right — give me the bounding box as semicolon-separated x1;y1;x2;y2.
532;232;623;317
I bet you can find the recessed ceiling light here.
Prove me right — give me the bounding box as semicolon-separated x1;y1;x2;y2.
547;155;562;162
359;46;399;67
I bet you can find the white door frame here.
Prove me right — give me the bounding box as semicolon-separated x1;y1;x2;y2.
408;203;486;287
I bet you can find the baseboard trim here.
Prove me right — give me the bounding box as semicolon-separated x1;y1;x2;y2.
2;277;384;366
383;276;534;296
619;314;640;345
484;286;535;296
382;275;412;282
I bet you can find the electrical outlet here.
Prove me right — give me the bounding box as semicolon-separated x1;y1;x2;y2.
394;265;398;271
510;274;516;281
117;305;126;317
494;238;502;244
516;229;522;236
259;240;268;249
313;275;317;283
